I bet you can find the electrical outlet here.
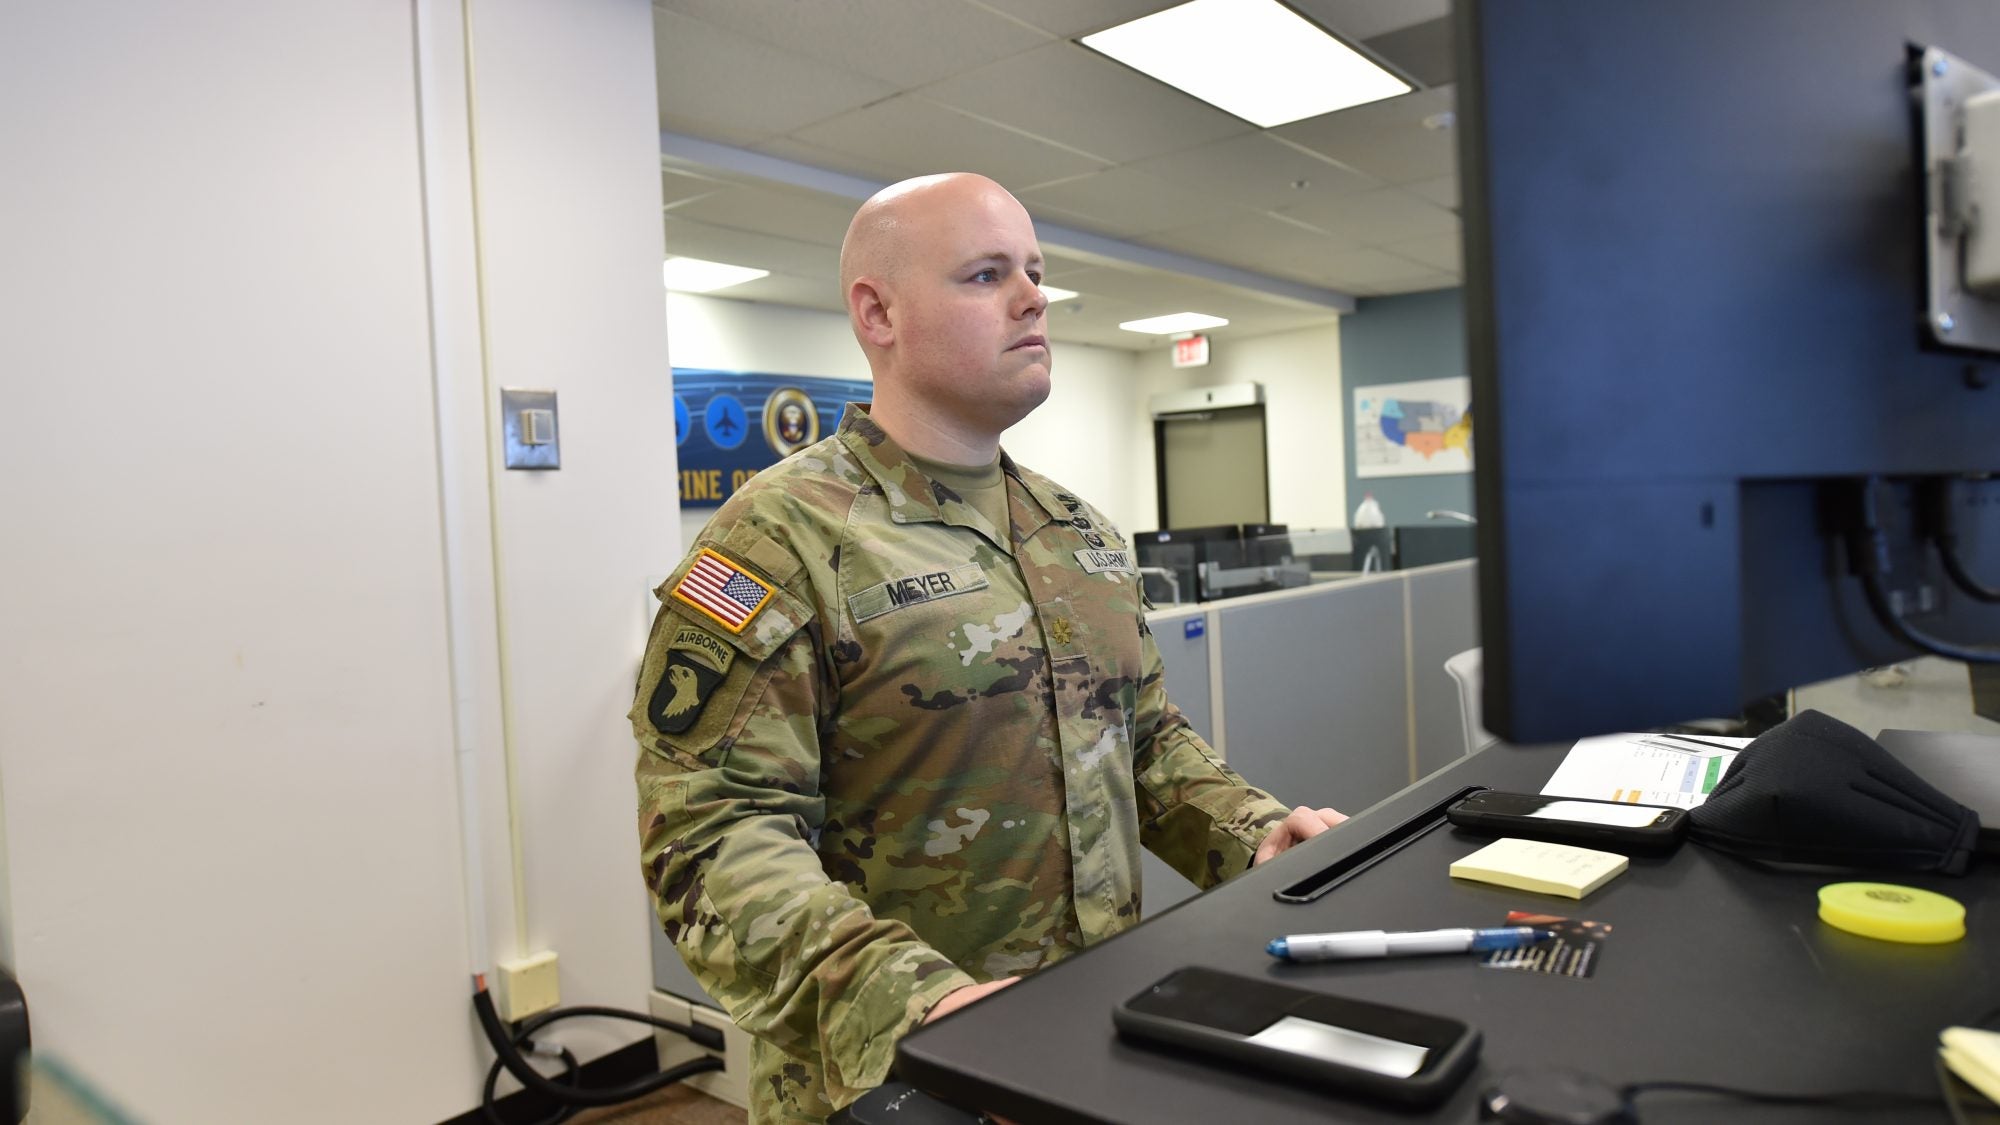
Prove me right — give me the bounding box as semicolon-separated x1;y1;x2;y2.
496;951;560;1022
651;990;752;1109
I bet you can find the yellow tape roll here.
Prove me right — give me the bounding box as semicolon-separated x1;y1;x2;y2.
1817;882;1966;944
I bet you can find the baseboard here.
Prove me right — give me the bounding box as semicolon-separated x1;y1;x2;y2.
436;1035;659;1125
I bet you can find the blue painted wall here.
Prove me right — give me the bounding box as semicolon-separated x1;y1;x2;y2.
1339;288;1474;528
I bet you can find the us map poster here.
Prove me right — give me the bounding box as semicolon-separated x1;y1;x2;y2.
1352;376;1474;478
673;369;873;507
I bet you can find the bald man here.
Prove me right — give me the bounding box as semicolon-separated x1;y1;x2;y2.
632;174;1342;1123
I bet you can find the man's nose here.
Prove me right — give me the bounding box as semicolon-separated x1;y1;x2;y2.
1017;276;1047;318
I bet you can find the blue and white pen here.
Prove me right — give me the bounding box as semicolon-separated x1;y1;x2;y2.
1267;926;1555;962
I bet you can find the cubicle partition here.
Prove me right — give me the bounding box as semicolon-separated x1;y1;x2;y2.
1140;560;1479;914
651;561;1484;1005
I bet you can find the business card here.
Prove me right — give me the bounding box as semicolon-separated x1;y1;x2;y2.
1478;911;1611;978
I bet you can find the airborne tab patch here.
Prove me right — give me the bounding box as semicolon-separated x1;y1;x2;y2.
1074;548;1136;574
649;625;734;734
671;548;774;634
848;564;988;623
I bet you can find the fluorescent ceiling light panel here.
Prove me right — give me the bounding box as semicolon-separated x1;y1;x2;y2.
662;256;770;293
1080;0;1411;128
1119;312;1229;334
1040;285;1080;302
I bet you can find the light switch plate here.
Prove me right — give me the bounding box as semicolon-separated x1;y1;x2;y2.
501;388;560;470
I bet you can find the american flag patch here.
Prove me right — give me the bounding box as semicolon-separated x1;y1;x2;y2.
671;549;774;634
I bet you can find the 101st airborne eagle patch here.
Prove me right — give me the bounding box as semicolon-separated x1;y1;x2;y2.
649;625;736;735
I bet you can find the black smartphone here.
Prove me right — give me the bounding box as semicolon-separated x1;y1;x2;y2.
1445;789;1688;851
1113;967;1480;1107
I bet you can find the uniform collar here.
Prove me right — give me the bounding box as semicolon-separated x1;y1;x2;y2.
836;404;946;528
999;454;1066;540
837;404;1068;542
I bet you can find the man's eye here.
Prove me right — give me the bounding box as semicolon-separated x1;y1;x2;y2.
1028;272;1043;285
973;268;998;282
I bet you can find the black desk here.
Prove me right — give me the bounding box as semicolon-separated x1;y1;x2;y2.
896;744;1999;1123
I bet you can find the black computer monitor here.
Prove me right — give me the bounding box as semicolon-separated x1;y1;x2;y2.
1133;526;1240;604
1132;526;1240;545
1396;525;1476;570
1457;0;2000;742
1240;522;1292;567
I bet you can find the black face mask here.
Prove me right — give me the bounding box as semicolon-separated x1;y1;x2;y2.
1687;710;1982;875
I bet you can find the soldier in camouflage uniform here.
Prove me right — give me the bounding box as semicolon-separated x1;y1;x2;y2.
632;173;1344;1123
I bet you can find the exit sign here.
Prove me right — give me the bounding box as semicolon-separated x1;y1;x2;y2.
1170;334;1210;368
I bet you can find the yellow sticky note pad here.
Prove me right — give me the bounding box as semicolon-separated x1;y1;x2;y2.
1941;1026;2000;1106
1449;837;1629;899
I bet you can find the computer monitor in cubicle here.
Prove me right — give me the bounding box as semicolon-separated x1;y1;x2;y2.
1239;523;1292;567
1395;525;1476;570
1349;528;1394;573
1457;0;2000;742
1132;525;1239;605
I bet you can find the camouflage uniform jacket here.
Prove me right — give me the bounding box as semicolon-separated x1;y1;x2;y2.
632;405;1289;1122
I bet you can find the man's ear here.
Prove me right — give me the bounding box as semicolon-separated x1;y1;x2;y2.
849;278;894;348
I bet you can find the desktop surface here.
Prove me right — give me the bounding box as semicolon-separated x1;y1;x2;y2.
895;745;1999;1123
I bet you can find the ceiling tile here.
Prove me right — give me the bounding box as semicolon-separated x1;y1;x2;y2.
1382;232;1461;273
654;8;898;143
1041;260;1212;308
1273;85;1458;185
1275;187;1457;247
1036;263;1124;288
1408;174;1457;209
1127;133;1381;213
660;167;729;209
963;0;1179;39
644;1;1412;338
1310;247;1440;292
1051;292;1153;328
1362;16;1454;88
919;42;1250;165
1289;0;1451;43
1368;272;1460;296
790;96;1109;190
667;183;860;248
1041;287;1343;351
654;0;1051;89
1039;249;1104;277
704;274;849;313
1137;212;1353;286
661;215;842;278
1022;167;1246;237
749;137;907;186
1035;264;1215;307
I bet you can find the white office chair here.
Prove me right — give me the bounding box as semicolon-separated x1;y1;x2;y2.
1443;647;1498;756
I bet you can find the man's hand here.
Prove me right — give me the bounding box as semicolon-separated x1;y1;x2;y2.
921;979;1026;1125
922;976;1019;1024
1254;805;1347;865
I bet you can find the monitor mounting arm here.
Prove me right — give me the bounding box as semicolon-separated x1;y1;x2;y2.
1918;45;2000;356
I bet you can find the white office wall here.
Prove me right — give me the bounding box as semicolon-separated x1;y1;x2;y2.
471;0;677;1080
1006;336;1149;537
666;293;1147;544
0;1;670;1122
1130;321;1347;530
667;291;874;382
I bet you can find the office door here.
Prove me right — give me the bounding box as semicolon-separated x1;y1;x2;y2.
1156;405;1269;527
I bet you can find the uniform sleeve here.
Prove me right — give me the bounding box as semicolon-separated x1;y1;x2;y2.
632;565;975;1097
1128;614;1290;889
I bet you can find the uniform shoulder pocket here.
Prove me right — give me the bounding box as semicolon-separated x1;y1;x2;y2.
633;544;814;765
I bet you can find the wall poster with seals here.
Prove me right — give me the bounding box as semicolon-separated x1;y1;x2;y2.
671;368;873;508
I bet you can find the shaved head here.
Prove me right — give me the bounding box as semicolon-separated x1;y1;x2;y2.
839;173;1022;295
838;173;1051;463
